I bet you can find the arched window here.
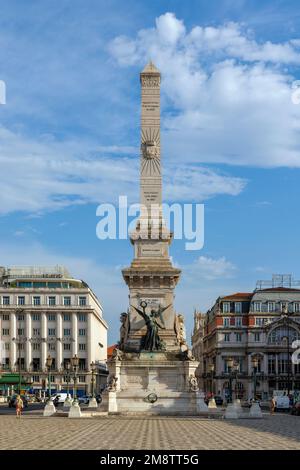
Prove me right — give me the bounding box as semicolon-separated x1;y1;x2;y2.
268;325;299;345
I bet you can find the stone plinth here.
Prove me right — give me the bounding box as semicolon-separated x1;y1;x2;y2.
225;403;239;419
43;401;56;417
102;352;200;415
249;402;263;418
68;401;82;418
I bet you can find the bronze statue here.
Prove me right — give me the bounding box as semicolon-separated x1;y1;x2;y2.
132;301;170;351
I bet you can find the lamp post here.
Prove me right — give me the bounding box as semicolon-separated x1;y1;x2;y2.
251;355;258;402
71;354;79;403
249;355;263;418
227;357;234;403
281;304;292;395
88;361;98;408
63;361;72;409
208;363;217;409
68;354;81;418
43;354;56;416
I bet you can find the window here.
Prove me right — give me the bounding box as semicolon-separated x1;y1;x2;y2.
48;296;56;306
235;302;242;313
235;333;242;342
79;343;86;351
33;328;40;336
63;296;71;306
63;343;71;351
32;314;40;321
253;302;261;312
78;375;86;383
63;328;71;336
224;333;231;342
223;302;230;313
17;314;25;321
79;296;87;306
32;375;40;382
47;314;56;322
17;343;24;350
4;343;9;350
48;328;56;336
2;314;9;321
79;358;86;370
48;343;56;351
32;343;40;351
294;303;300;313
78;329;86;336
33;296;41;306
2;328;9;336
255;317;264;326
2;296;10;305
78;314;86;322
268;354;276;374
63;314;71;322
17;328;25;336
268;302;276;312
18;296;25;306
254;333;260;342
236;317;242;327
223;317;230;327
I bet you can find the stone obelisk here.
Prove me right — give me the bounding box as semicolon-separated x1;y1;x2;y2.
122;62;181;352
104;63;199;416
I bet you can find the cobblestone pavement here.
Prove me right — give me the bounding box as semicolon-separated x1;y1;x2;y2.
0;413;299;450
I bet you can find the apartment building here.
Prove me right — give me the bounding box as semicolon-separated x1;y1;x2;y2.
192;275;300;400
0;266;108;395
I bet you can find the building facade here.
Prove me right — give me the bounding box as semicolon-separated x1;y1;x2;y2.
0;266;108;395
192;275;300;401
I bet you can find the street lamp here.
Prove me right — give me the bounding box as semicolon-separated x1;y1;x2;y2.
68;354;82;417
281;303;292;395
46;354;53;402
209;363;215;396
43;354;56;416
226;357;234;403
63;361;72;409
71;354;79;403
251;355;259;401
207;362;217;410
88;361;98;408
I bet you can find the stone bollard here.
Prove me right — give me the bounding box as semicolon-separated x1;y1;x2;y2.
43;400;56;417
225;403;239;419
68;400;82;418
249;401;263;418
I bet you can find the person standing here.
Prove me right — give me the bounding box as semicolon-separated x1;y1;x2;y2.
270;396;276;415
16;395;23;418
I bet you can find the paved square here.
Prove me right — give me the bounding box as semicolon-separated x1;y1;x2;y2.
0;413;299;450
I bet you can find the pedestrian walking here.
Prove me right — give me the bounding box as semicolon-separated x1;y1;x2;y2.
16;395;23;418
270;396;276;415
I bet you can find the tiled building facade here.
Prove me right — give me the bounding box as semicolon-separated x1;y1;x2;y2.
192;276;300;400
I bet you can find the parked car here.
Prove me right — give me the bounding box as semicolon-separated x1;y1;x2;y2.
78;395;91;405
50;393;71;404
273;395;290;412
290;401;300;416
8;395;28;408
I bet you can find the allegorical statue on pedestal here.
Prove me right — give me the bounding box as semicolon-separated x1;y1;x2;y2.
132;301;170;351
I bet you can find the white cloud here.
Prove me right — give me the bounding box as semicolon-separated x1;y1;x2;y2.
0;125;245;214
109;13;300;168
183;255;237;281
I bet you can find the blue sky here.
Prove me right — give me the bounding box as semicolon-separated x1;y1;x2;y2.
1;0;300;343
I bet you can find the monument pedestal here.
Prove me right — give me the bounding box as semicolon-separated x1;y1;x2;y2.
103;352;200;415
68;401;82;418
